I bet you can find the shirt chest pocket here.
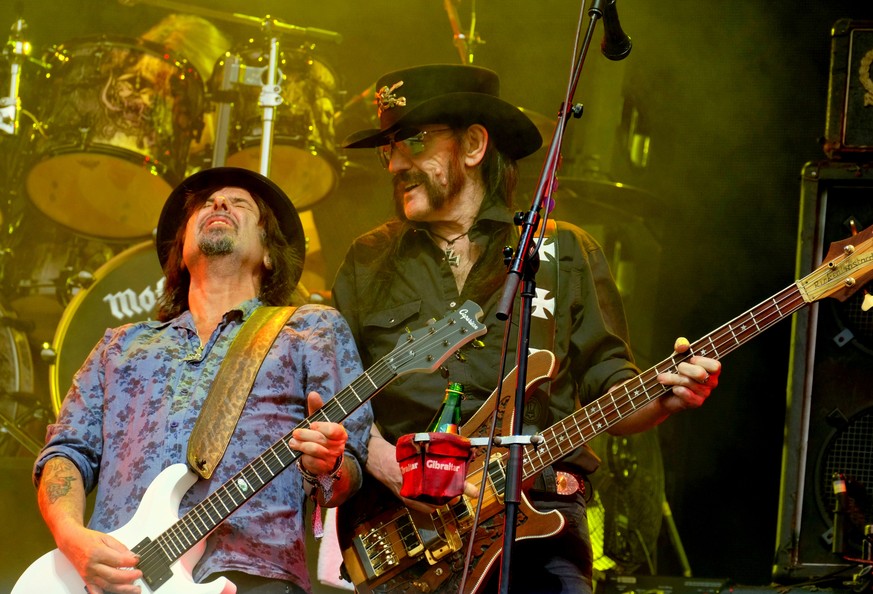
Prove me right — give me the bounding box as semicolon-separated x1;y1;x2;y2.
362;300;422;332
361;300;423;356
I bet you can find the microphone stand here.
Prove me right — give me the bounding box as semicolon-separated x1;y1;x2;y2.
493;2;615;591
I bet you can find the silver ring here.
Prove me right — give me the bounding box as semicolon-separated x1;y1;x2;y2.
701;373;710;385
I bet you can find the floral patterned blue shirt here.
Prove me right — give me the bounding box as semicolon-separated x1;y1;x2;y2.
34;299;372;590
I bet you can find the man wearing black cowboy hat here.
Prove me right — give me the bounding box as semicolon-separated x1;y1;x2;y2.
31;167;372;594
333;64;722;593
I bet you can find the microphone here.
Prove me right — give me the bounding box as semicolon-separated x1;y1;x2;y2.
593;0;632;61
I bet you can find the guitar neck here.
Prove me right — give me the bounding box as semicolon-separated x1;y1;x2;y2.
525;282;808;477
141;299;487;568
153;359;397;561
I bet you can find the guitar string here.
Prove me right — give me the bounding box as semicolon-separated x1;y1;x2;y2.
527;281;809;473
351;279;817;557
135;315;484;574
348;256;867;567
135;361;404;573
134;327;443;574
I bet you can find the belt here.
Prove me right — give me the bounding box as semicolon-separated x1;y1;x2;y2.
531;466;586;498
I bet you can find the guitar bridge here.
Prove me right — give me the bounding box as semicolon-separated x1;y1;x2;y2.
352;509;424;580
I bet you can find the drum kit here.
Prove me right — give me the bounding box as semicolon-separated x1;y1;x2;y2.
0;1;662;459
0;3;352;453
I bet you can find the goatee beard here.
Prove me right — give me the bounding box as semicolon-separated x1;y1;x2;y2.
199;235;234;256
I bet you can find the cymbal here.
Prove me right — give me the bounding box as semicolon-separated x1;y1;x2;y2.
518;107;557;142
520;177;664;222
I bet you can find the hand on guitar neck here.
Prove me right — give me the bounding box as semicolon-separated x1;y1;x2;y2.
609;335;722;435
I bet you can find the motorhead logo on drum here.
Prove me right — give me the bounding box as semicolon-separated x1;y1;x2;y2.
102;276;165;322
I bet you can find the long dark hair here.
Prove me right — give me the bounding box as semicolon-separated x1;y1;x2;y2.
156;185;302;321
363;128;519;309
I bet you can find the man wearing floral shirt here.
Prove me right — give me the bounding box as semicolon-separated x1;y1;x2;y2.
32;167;372;594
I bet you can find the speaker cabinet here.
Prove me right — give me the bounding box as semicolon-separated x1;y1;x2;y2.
773;160;873;581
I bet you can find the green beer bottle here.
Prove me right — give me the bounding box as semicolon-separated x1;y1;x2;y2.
426;382;464;434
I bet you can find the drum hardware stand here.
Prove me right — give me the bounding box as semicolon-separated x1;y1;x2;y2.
0;18;29;136
254;33;282;178
0;409;42;456
443;0;485;65
208;32;282;178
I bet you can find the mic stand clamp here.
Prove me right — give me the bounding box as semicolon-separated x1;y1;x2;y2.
468;435;544;448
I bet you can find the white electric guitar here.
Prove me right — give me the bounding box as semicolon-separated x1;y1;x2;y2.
13;302;487;594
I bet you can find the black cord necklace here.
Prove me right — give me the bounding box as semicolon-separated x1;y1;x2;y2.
431;230;469;267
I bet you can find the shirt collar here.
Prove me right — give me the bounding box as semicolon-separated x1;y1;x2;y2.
169;297;265;330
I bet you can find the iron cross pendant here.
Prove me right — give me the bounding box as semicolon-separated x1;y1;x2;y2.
445;247;460;267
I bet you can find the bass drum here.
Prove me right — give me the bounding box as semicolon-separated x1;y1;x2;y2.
211;43;340;210
24;36;204;240
49;241;313;415
49;241;164;415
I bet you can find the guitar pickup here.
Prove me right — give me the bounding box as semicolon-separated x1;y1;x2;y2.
132;537;173;589
423;507;463;564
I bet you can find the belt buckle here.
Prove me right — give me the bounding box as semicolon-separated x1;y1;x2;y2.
555;470;584;496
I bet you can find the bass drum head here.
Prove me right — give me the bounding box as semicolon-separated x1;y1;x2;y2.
50;241;164;415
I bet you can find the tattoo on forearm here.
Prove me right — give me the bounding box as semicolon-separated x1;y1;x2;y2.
43;459;78;504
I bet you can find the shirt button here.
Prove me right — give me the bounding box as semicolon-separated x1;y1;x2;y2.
449;301;457;308
169;421;178;429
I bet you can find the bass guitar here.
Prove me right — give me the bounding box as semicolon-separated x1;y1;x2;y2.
13;301;487;594
338;226;873;594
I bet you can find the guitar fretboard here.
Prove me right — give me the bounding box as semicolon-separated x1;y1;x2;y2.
133;301;487;585
525;282;808;477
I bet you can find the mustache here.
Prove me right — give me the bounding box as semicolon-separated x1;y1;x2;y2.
200;213;236;232
392;171;428;193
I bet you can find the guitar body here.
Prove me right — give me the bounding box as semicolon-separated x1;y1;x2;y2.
340;227;873;593
339;351;564;594
13;464;235;594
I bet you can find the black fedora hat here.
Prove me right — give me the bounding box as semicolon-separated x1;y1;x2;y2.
342;64;542;160
156;167;306;287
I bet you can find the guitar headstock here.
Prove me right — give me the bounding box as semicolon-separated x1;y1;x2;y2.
387;300;487;376
798;224;873;303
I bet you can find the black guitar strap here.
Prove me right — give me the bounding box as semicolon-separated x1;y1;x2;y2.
522;219;558;430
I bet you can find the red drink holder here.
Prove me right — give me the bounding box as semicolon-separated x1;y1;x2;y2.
396;432;472;505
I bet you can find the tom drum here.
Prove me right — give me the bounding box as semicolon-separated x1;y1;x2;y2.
24;36;204;240
211;44;340;210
